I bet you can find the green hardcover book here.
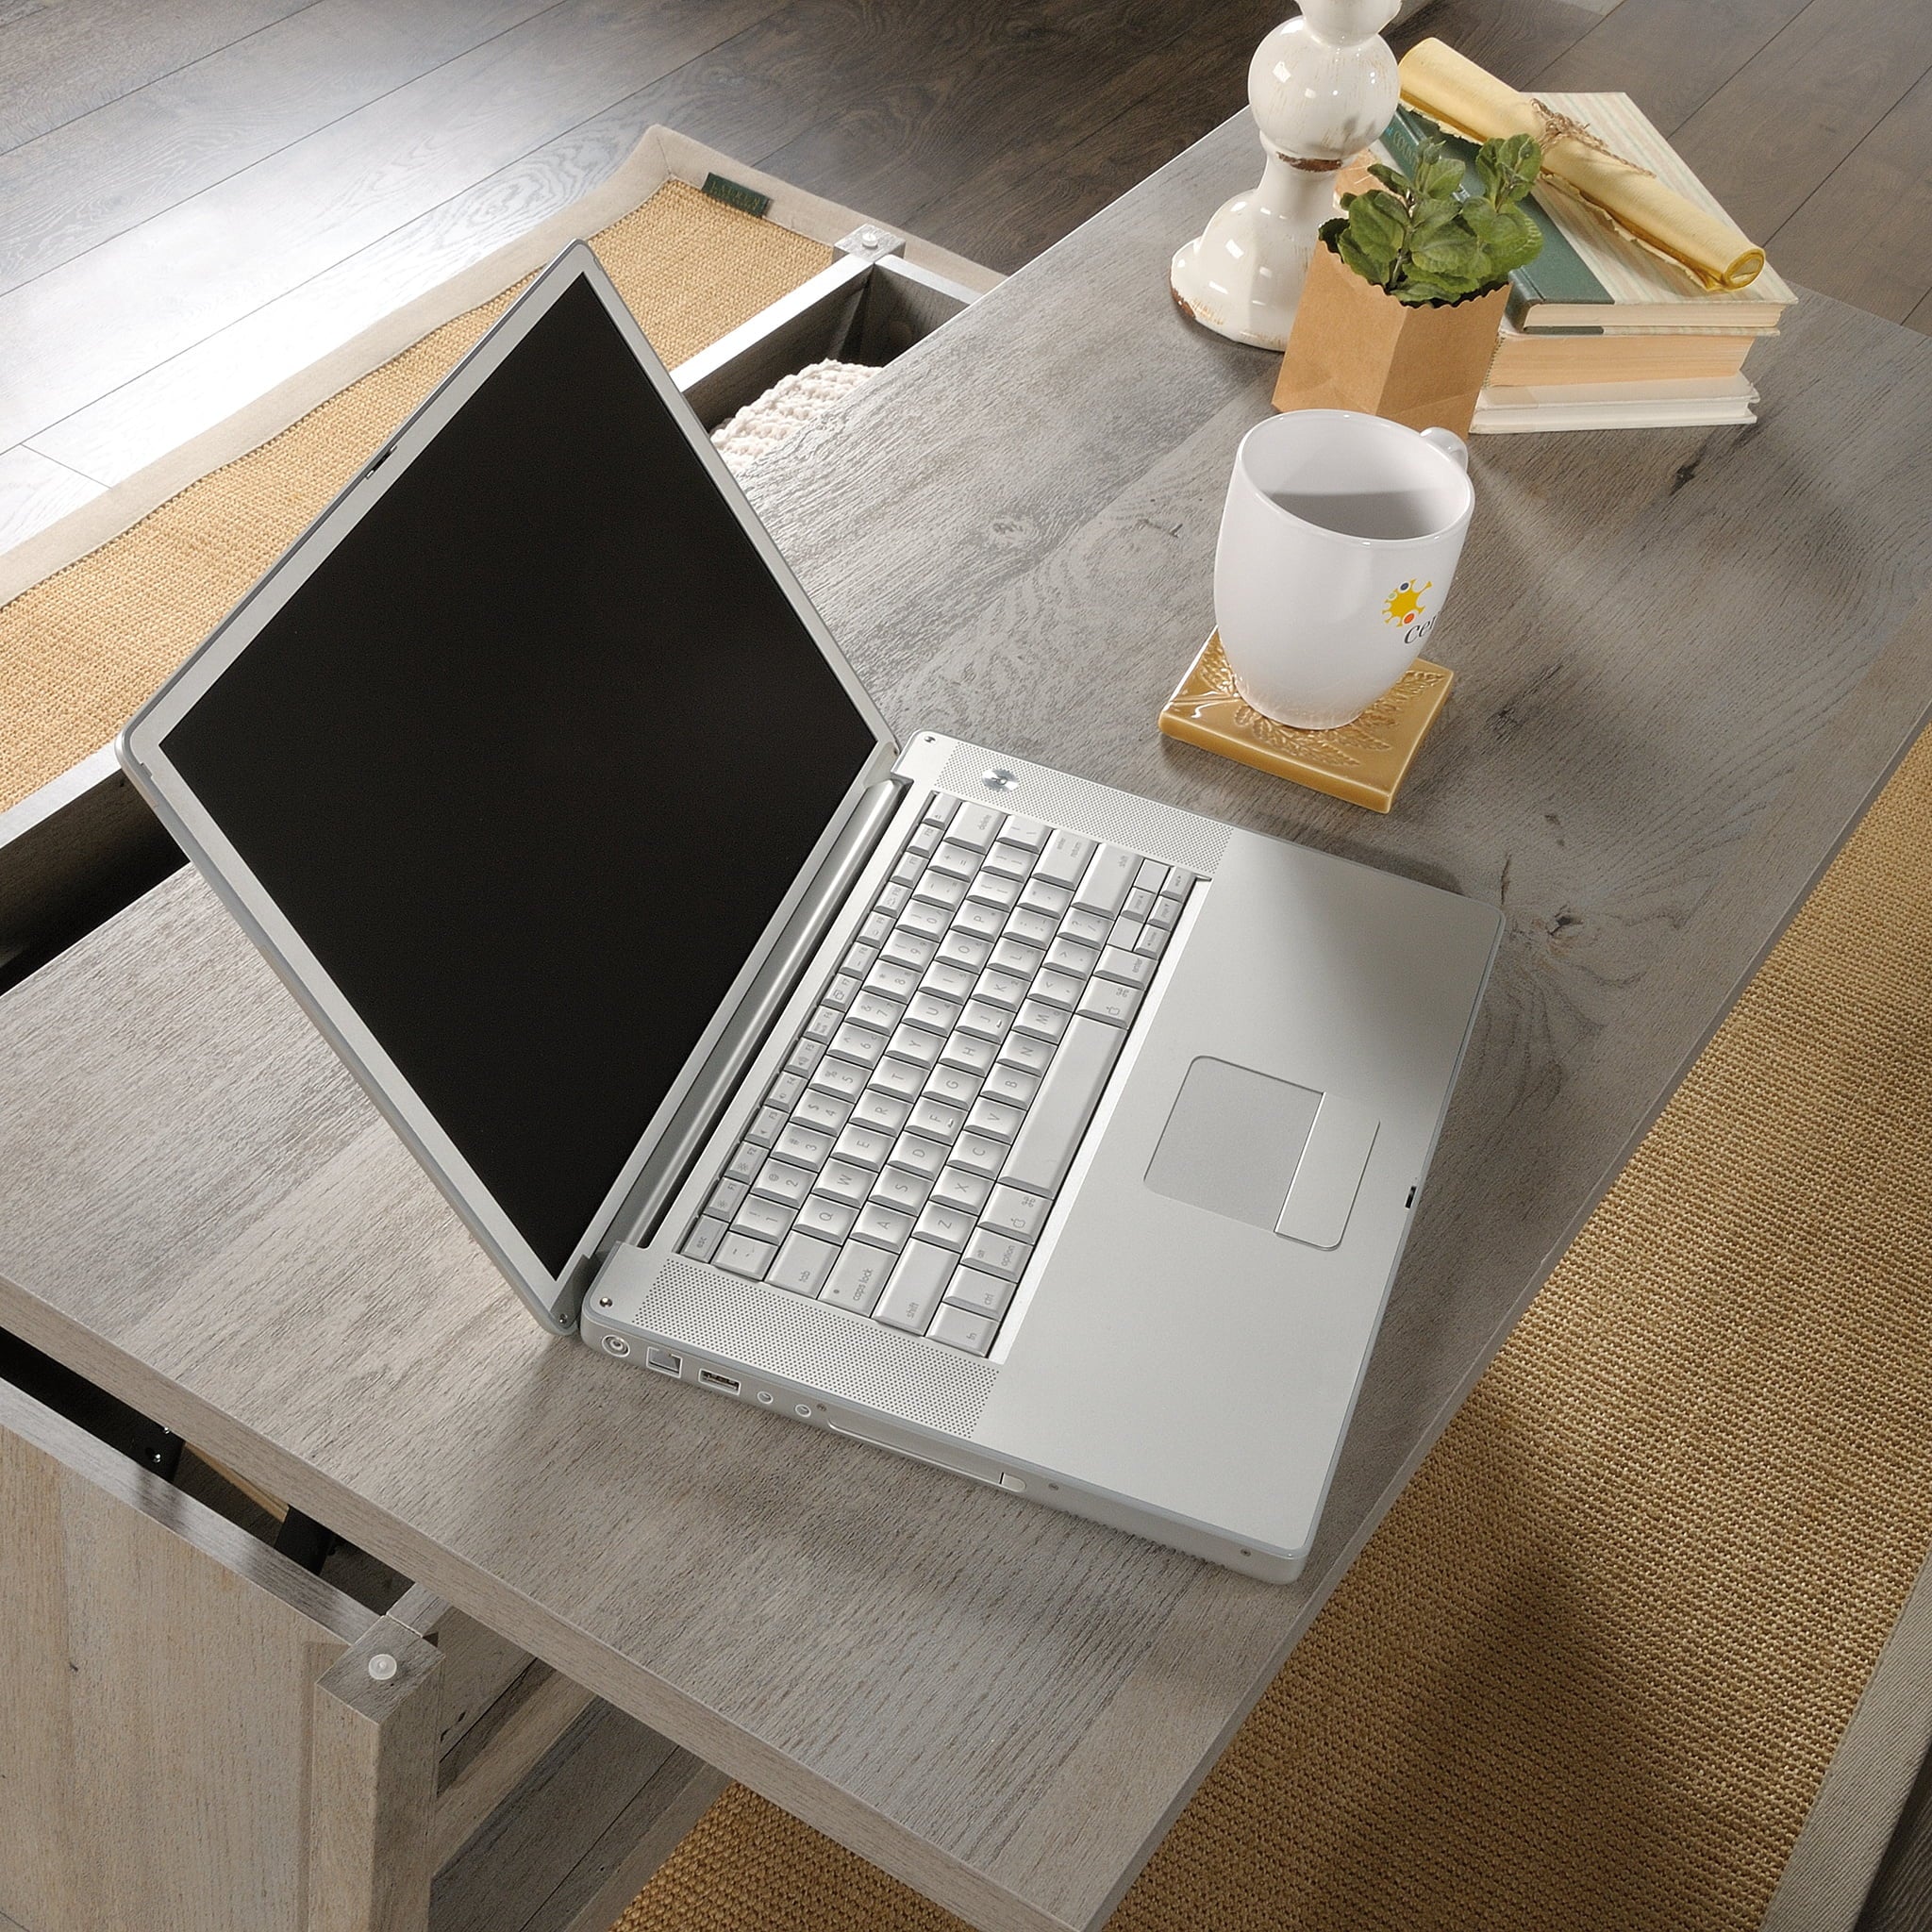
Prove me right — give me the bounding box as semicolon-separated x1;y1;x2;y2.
1382;106;1606;331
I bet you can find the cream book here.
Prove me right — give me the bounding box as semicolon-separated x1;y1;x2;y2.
1489;316;1757;386
1473;373;1758;434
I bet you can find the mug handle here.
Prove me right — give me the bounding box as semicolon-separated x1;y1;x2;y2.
1419;425;1468;471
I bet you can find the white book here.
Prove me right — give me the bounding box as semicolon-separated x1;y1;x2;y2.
1514;95;1797;331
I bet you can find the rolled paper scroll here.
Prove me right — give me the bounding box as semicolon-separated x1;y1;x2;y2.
1397;39;1766;291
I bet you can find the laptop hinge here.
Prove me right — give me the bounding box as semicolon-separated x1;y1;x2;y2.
592;774;907;1266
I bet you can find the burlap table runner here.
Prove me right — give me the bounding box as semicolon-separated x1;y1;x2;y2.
0;175;837;817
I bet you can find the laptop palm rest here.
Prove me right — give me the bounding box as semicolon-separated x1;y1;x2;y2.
1144;1057;1377;1250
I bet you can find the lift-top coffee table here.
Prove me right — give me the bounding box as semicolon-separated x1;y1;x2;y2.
4;111;1932;1932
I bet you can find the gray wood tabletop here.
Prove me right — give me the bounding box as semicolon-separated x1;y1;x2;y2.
4;113;1932;1932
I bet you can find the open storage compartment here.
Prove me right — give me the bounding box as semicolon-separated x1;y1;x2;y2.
0;196;994;1002
679;230;983;428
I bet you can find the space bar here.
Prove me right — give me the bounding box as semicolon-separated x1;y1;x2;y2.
1000;1016;1126;1197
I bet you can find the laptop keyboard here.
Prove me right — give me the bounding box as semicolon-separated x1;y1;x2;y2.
677;791;1195;1356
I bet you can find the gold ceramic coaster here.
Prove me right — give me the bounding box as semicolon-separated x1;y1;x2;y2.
1158;632;1453;813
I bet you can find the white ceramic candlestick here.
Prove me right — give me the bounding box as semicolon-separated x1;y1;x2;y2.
1171;0;1402;351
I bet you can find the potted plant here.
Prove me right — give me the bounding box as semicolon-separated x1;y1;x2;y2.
1273;130;1543;437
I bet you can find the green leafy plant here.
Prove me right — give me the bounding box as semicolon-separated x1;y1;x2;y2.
1320;131;1543;305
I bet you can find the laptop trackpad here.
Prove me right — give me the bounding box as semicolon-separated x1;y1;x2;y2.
1144;1058;1376;1249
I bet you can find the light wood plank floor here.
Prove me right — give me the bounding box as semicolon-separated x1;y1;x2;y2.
2;0;1929;555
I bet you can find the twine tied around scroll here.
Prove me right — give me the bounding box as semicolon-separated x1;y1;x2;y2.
1524;94;1700;274
1528;96;1646;175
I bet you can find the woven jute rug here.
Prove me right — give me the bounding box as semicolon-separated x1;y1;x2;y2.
604;716;1932;1926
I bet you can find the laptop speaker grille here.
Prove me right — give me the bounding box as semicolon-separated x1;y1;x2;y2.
937;741;1231;878
644;1258;997;1437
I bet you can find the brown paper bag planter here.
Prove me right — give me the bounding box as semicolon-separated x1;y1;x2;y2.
1273;240;1507;438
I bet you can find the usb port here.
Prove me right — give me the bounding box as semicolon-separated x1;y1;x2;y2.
698;1368;741;1393
643;1347;682;1377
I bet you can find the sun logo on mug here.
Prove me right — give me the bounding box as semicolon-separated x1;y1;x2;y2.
1383;579;1432;628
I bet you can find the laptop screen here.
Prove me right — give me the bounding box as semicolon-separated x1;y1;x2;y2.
159;272;883;1276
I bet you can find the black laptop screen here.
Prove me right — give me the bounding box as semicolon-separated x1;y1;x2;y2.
160;272;882;1276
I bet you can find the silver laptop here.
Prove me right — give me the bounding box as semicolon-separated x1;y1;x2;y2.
118;243;1499;1582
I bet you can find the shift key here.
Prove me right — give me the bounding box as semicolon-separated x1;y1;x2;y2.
875;1241;955;1332
998;1016;1124;1197
1072;842;1140;919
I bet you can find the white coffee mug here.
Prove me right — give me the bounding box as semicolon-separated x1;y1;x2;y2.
1214;409;1474;730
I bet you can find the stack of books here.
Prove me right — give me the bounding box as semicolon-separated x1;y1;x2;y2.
1384;96;1796;433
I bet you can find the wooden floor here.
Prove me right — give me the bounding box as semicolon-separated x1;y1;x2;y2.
1;0;1929;557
